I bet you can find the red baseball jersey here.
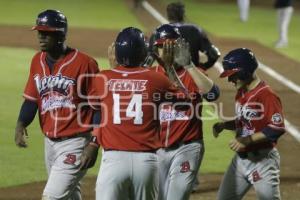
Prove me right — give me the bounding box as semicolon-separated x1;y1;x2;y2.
156;66;205;147
93;65;183;151
23;48;99;138
235;81;285;151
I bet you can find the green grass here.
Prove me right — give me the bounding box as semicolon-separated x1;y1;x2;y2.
0;47;234;187
200;105;234;173
0;47;45;187
0;0;143;30
164;0;300;62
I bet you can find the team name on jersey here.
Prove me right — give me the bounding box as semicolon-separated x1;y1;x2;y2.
34;74;76;96
236;104;260;122
108;79;147;91
159;109;189;122
41;95;75;113
236;102;264;136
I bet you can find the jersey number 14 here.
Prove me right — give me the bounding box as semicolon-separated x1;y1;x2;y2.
113;93;143;125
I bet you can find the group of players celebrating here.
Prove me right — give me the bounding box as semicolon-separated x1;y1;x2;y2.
15;2;286;200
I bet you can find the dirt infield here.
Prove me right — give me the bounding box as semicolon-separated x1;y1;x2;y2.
1;1;300;199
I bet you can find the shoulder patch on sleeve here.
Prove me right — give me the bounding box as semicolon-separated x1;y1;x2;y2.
271;113;283;124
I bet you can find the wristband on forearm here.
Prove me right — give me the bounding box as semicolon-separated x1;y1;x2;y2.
89;136;99;147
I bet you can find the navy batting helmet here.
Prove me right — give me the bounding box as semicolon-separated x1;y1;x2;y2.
153;24;180;46
32;10;67;35
220;48;258;80
115;27;147;67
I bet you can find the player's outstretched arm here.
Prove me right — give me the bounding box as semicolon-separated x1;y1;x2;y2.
212;120;236;138
161;39;186;90
15;100;38;148
229;132;267;152
174;38;214;93
230;127;285;152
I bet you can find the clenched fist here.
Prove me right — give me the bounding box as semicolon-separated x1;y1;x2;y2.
212;122;225;138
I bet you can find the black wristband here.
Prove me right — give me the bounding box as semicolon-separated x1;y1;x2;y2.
89;136;99;148
90;136;98;143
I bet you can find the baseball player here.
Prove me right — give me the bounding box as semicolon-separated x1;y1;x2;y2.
237;0;251;22
165;2;220;70
84;27;188;200
14;10;99;199
213;48;285;200
165;3;221;190
274;0;294;48
151;24;220;200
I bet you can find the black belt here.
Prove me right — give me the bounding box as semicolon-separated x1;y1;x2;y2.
48;132;91;142
238;151;260;159
104;149;157;154
165;139;199;151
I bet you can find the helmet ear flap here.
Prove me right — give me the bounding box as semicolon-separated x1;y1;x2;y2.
237;70;248;80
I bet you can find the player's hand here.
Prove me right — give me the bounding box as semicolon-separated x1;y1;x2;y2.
162;39;174;68
229;136;252;152
15;122;28;148
212;122;224;138
79;143;99;170
174;38;191;67
108;42;117;69
229;138;246;152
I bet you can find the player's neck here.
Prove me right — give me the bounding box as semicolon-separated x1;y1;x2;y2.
47;44;68;61
246;75;261;91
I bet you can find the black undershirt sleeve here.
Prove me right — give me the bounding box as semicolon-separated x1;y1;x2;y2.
92;110;101;126
262;126;285;143
202;84;220;102
18;100;38;127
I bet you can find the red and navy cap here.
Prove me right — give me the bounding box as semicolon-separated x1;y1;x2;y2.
32;9;67;34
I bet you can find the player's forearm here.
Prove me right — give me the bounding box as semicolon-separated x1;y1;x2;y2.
185;64;213;93
250;132;268;143
165;66;186;90
17;100;38;127
237;132;268;146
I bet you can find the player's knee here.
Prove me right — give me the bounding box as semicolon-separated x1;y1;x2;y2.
255;185;281;200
